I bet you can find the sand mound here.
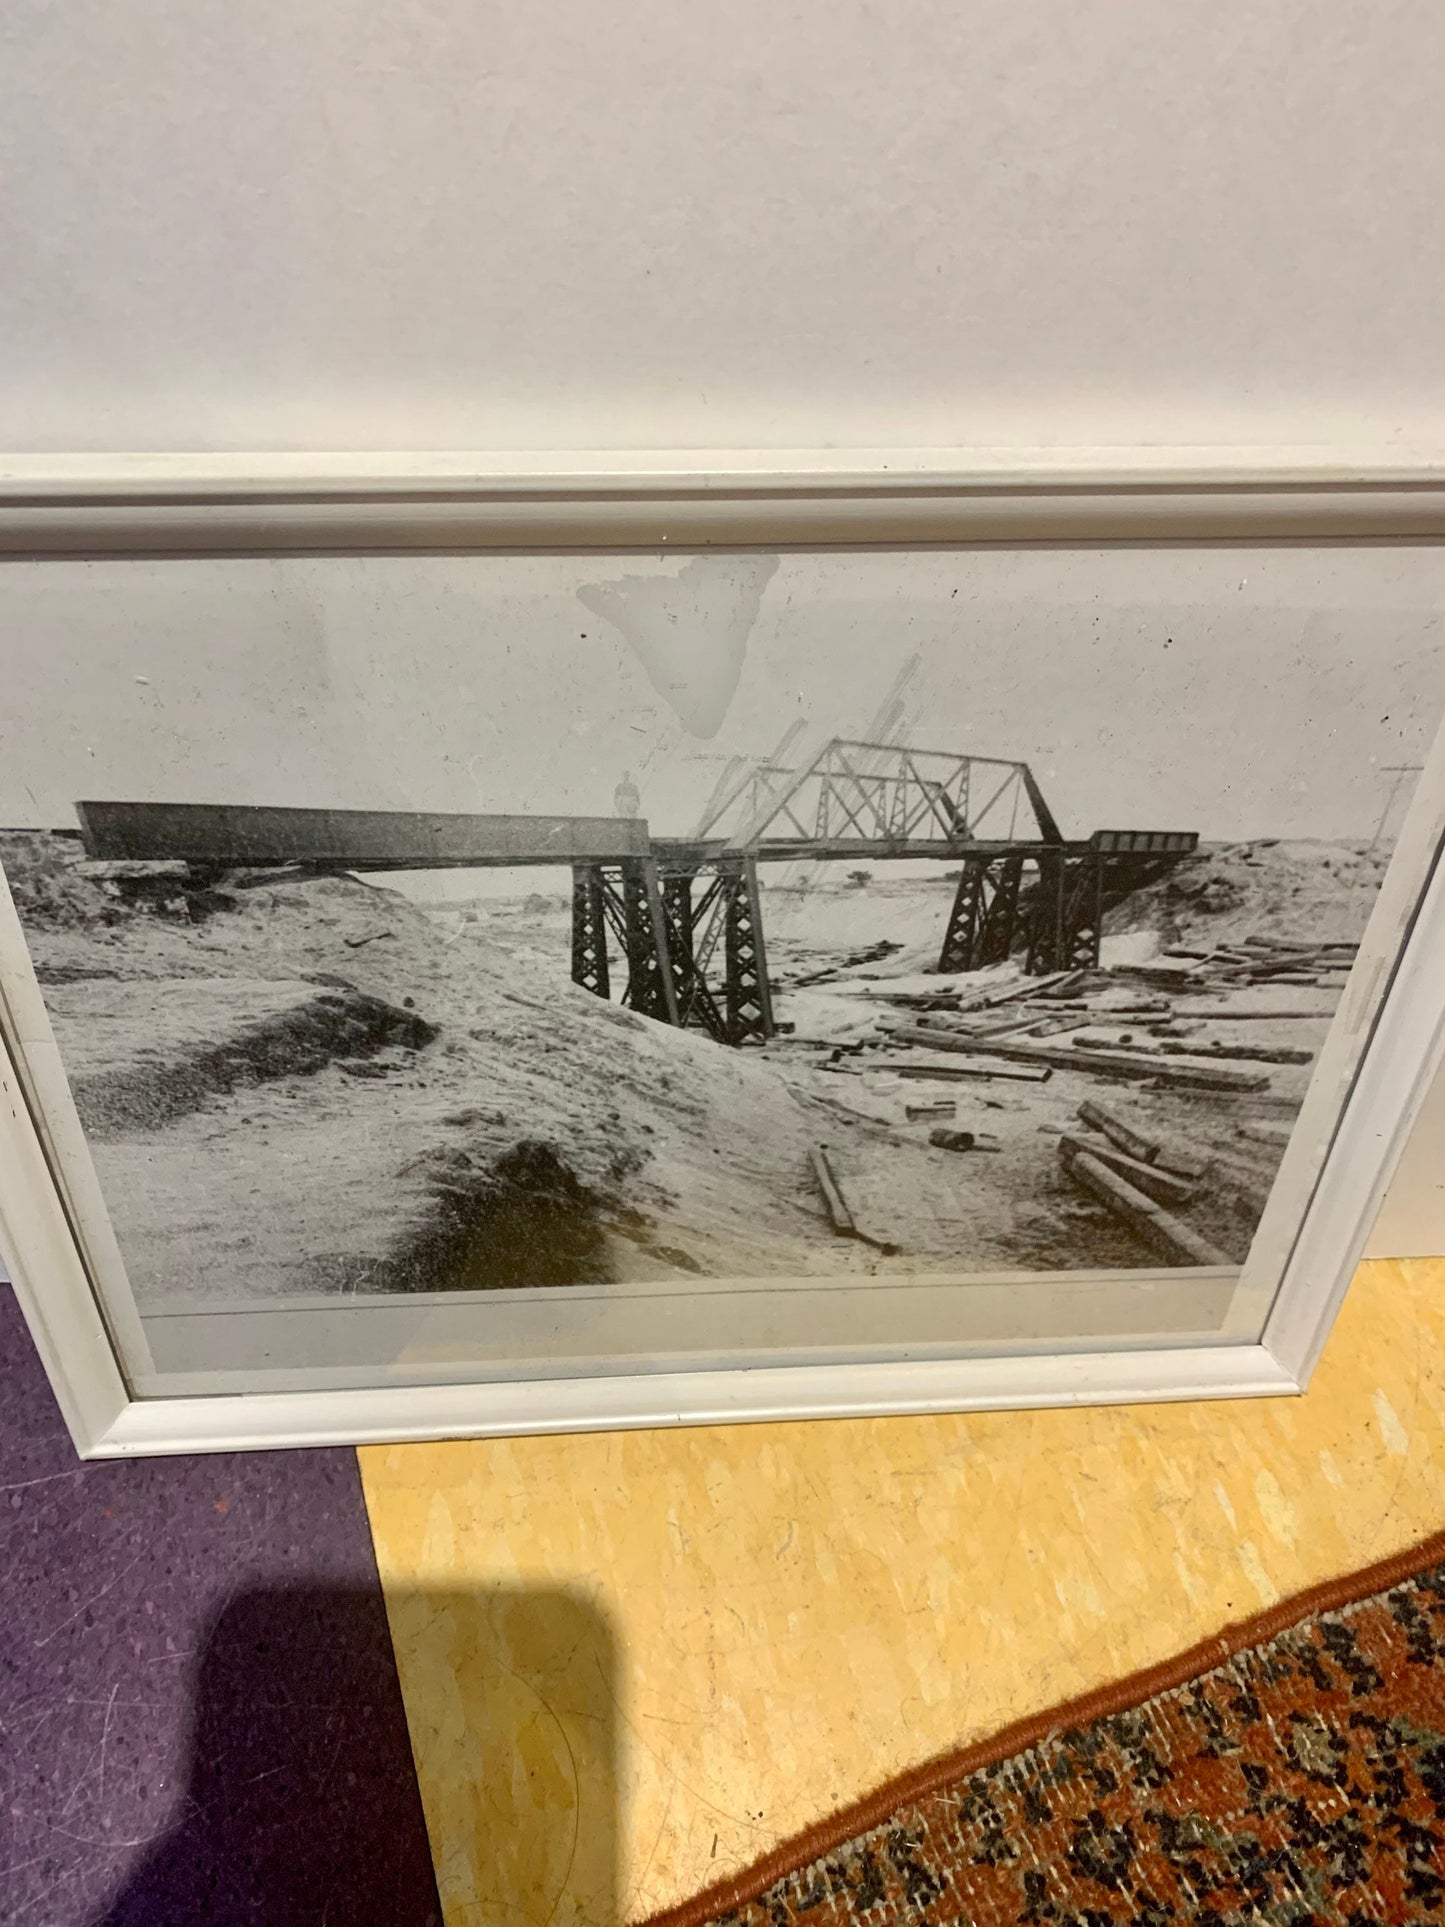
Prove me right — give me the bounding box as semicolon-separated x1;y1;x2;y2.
1105;839;1386;948
56;978;436;1136
3;833;842;1303
0;831;134;931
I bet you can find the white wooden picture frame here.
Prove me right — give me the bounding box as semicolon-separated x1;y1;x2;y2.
2;449;1444;1458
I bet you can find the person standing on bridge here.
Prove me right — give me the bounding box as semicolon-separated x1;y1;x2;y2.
613;770;641;818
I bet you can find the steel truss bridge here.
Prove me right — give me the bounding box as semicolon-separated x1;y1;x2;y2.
73;746;1195;1050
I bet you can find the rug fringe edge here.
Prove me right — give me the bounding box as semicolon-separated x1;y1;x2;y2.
634;1522;1445;1927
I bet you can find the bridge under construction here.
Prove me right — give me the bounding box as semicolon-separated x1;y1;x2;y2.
74;740;1196;1050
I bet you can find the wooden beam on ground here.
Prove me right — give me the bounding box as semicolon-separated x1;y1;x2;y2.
1019;1015;1096;1039
809;1145;858;1237
1057;1133;1197;1206
1235;935;1357;955
76;800;654;869
889;1061;1054;1084
1157;1040;1314;1065
880;1022;1270;1093
955;1010;1067;1039
1032;969;1088;1000
1171;1006;1337;1022
1077;1098;1211;1179
980;972;1072;1008
1061;1146;1233;1267
1077;1097;1157;1162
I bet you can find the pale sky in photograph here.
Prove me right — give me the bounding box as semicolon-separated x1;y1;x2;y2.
3;547;1442;861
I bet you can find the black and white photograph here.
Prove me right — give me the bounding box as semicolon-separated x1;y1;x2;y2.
1;545;1441;1348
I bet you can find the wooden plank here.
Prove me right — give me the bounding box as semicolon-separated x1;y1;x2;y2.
1057;1132;1197;1205
982;971;1072;1007
1061;1147;1232;1267
1083;997;1172;1015
869;992;964;1010
1077;1097;1211;1179
1157;1040;1314;1065
809;1145;857;1236
1077;1097;1157;1163
1109;962;1202;987
890;1061;1054;1085
1242;936;1360;956
881;1022;1269;1092
955;1011;1066;1040
76;800;653;869
1172;1006;1336;1021
1035;968;1089;998
1021;1015;1096;1038
1213;956;1334;983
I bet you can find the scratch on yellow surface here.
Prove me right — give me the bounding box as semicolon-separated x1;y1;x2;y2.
359;1258;1445;1925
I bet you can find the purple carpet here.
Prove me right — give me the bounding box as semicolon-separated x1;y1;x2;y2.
0;1285;441;1925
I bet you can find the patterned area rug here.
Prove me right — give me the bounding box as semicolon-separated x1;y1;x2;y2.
644;1531;1445;1927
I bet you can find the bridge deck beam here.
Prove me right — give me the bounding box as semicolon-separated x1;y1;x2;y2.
77;800;653;870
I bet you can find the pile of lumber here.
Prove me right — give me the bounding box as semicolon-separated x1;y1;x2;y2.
785;940;903;989
870;989;966;1013
1057;1099;1231;1267
857;928;1361;1092
1116;934;1359;993
878;1017;1271;1092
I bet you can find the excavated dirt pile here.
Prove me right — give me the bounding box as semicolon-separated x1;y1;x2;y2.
62;979;437;1135
1106;838;1388;948
0;832;846;1305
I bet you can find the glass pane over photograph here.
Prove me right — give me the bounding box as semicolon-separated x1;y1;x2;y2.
0;545;1440;1396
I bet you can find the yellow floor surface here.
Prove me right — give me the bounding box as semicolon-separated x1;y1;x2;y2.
359;1257;1445;1927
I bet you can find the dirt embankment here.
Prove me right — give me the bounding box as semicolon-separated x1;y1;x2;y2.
1105;839;1388;948
59;978;437;1135
2;833;848;1306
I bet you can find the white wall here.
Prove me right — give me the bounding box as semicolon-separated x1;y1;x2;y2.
3;0;1445;453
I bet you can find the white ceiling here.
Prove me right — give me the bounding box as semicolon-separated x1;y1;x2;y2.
3;0;1443;453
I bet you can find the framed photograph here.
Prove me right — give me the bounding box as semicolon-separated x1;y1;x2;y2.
3;452;1444;1457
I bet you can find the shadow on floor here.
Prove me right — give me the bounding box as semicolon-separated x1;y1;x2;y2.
89;1582;618;1927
